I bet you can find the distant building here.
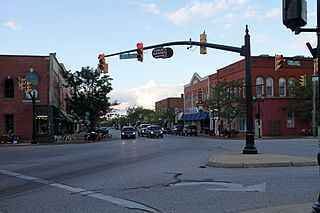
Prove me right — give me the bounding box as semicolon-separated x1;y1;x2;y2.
0;53;75;143
155;94;184;128
183;55;314;137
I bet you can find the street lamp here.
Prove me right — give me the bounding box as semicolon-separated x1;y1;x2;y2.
253;96;264;138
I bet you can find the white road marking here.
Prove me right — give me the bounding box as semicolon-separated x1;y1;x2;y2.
0;169;161;213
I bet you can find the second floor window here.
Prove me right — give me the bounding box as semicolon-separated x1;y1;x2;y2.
266;77;273;96
279;77;286;97
4;79;14;98
256;77;264;97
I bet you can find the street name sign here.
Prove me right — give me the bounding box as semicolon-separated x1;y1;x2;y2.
120;53;138;59
152;47;174;59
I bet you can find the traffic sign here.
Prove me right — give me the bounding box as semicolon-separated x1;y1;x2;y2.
120;53;138;59
152;47;173;59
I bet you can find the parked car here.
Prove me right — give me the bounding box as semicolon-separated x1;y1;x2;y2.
146;125;163;138
172;125;183;135
138;124;151;137
121;126;136;139
182;125;198;136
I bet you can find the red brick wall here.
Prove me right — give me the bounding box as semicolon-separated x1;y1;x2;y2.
0;55;49;141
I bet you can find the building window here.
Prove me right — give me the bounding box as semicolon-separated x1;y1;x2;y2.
279;77;286;97
286;109;294;128
4;114;14;133
4;79;14;98
256;77;264;97
239;117;246;131
266;77;273;96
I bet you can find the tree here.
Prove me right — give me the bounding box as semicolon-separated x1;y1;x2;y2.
285;77;318;121
62;66;116;130
205;79;246;130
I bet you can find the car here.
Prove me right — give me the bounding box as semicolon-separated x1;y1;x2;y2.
121;126;136;139
182;125;198;136
146;125;163;138
138;124;151;137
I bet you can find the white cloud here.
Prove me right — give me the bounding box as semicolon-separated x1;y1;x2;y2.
141;3;160;14
109;80;183;113
289;35;317;50
165;1;227;26
4;18;21;30
258;8;281;20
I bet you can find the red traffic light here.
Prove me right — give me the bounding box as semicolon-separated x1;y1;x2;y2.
277;55;282;60
137;43;143;49
98;54;104;59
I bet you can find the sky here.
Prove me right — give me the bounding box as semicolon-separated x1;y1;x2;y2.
0;0;318;113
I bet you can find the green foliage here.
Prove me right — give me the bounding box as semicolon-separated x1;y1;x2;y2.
205;79;246;129
126;106;155;125
62;66;117;127
285;77;318;121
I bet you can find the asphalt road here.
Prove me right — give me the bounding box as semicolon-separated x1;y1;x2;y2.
0;130;319;213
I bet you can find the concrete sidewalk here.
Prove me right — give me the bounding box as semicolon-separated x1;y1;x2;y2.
239;202;314;213
208;152;318;212
207;152;318;168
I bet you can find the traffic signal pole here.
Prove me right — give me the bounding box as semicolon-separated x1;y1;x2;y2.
104;25;257;154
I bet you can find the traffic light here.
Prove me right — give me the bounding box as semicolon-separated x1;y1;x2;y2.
283;0;307;31
275;55;284;71
200;31;207;55
299;75;305;86
137;43;143;62
26;81;32;93
98;54;108;73
20;78;26;90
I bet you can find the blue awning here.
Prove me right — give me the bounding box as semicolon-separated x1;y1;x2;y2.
182;114;190;121
199;112;208;120
189;114;197;120
194;113;201;120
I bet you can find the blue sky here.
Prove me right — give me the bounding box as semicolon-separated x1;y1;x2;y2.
0;0;317;112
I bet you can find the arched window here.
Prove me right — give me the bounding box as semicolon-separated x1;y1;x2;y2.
4;78;14;98
266;77;273;96
256;77;264;97
279;77;286;97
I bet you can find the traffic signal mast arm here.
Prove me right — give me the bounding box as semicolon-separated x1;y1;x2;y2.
103;40;243;58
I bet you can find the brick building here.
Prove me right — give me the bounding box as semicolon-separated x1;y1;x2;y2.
155;94;184;128
0;53;74;143
183;55;314;137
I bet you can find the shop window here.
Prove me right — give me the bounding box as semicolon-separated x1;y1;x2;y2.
279;77;286;97
266;77;274;96
4;114;14;133
256;77;264;97
4;79;14;98
286;109;294;128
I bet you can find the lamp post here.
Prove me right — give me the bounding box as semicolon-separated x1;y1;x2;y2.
253;96;264;138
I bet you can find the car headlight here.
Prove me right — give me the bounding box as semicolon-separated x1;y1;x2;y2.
142;130;145;133
160;131;163;134
121;133;125;135
151;131;154;134
133;132;136;135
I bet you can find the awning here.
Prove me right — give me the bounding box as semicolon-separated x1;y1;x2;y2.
189;114;197;120
199;112;208;120
194;113;202;120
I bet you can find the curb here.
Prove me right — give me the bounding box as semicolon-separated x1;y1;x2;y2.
239;203;313;213
207;152;318;168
